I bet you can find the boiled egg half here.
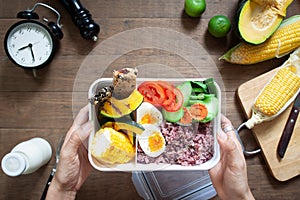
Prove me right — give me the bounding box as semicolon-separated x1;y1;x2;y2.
138;124;166;157
137;102;163;126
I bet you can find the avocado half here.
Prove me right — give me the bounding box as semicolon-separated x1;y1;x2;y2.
237;0;293;44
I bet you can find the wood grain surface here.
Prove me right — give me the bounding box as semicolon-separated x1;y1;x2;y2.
1;0;300;199
237;68;300;182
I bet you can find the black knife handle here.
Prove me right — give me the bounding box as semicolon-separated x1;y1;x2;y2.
277;107;300;158
40;170;55;200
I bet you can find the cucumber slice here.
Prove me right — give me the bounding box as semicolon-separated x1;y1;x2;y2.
162;108;184;123
200;96;219;122
177;81;192;107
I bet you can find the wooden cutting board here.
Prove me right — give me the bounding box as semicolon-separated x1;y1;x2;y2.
237;67;300;181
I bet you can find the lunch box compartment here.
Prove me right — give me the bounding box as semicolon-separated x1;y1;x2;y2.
88;78;221;171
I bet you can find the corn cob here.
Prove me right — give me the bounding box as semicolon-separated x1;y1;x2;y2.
254;66;300;116
91;127;135;164
220;15;300;64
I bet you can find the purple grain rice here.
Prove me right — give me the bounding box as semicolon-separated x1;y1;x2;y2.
137;121;214;166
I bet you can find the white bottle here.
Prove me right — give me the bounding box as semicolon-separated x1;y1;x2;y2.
1;137;52;176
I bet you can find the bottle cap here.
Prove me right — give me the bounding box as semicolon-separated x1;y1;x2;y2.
1;152;26;176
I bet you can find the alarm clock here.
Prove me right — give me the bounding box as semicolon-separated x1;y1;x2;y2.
4;3;63;73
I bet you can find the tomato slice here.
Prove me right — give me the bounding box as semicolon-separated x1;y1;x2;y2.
162;87;183;112
138;82;165;107
156;80;173;90
138;81;184;112
163;89;175;106
156;81;176;106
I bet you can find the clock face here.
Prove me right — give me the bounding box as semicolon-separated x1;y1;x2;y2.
4;20;55;69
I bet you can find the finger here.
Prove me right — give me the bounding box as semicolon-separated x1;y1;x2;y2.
64;121;93;156
221;129;244;156
218;130;236;152
221;114;232;128
65;105;89;143
218;130;246;170
220;115;244;154
74;105;89;127
78;121;93;150
220;115;236;138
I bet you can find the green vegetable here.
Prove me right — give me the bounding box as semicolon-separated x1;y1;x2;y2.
191;81;208;93
189;94;215;102
162;108;184;123
174;79;219;123
204;78;217;95
192;88;205;93
189;94;205;100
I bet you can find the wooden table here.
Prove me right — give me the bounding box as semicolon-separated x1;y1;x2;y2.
1;0;300;199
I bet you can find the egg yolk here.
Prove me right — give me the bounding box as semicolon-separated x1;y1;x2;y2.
148;132;164;152
140;113;156;125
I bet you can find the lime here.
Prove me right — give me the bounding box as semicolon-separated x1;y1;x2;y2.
184;0;206;17
208;15;231;38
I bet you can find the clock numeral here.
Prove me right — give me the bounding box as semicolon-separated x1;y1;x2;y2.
39;57;43;61
45;43;50;48
12;35;17;40
35;28;41;33
43;34;46;39
21;57;25;63
11;44;15;49
27;27;32;32
18;30;24;35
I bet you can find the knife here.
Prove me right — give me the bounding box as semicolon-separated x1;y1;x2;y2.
40;135;65;200
277;91;300;158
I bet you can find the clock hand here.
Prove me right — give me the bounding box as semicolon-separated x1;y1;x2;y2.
32;41;40;45
28;43;35;62
18;44;30;51
18;42;39;51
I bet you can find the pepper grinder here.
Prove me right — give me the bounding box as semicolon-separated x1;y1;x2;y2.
60;0;100;41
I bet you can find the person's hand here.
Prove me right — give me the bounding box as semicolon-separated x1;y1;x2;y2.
46;105;93;200
209;115;255;200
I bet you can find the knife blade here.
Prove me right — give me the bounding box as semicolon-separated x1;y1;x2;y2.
277;91;300;158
